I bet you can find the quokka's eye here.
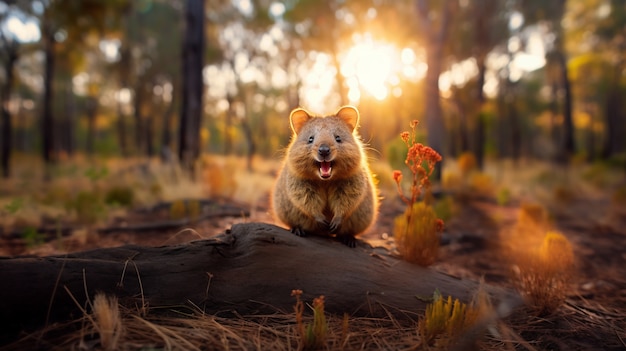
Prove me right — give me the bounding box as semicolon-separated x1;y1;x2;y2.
335;135;342;143
308;136;314;143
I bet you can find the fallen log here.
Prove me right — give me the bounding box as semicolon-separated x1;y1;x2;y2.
0;222;517;343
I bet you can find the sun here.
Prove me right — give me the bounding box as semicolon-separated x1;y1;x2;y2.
340;33;423;103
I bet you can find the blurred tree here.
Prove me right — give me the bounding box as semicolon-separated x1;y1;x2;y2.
415;0;457;180
520;0;575;162
447;0;509;168
284;0;351;104
0;8;21;178
592;0;626;159
37;0;126;167
179;0;205;172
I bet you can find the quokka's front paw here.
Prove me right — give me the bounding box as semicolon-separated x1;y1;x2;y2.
328;216;342;233
291;227;307;237
337;234;357;248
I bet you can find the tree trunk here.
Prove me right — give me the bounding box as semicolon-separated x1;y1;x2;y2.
240;117;256;172
178;0;205;173
415;0;455;181
133;85;144;155
117;100;128;157
1;45;16;178
0;222;517;344
602;72;624;159
86;97;97;155
160;90;175;162
556;50;575;160
42;29;56;167
145;113;154;157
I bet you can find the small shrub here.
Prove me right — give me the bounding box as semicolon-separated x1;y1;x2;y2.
518;202;549;225
4;198;23;214
469;172;494;196
418;291;487;349
553;184;575;203
457;152;477;177
105;186;134;206
441;171;463;192
515;231;574;315
496;187;511;206
394;202;444;266
392;120;443;266
169;199;201;220
67;191;106;225
433;196;456;222
613;185;626;206
22;226;44;248
292;290;328;350
169;200;187;219
187;199;201;220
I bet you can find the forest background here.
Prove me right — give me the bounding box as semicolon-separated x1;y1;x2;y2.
0;0;624;185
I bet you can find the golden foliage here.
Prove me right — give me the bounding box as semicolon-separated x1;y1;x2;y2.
515;231;575;315
418;290;489;349
394;202;443;266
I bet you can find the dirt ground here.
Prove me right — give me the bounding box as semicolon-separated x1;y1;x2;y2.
2;176;626;350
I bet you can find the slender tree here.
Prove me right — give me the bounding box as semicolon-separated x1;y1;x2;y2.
415;0;456;180
0;24;19;178
178;0;205;173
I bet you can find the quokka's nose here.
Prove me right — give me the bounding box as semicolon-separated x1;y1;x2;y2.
318;144;331;157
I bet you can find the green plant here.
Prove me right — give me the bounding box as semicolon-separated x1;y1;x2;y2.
105;186;134;206
68;191;106;225
4;198;23;214
84;166;109;183
392;120;443;266
496;187;511;206
292;290;328;350
433;196;456;222
22;226;44;248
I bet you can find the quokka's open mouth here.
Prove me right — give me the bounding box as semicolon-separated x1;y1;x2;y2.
319;161;332;179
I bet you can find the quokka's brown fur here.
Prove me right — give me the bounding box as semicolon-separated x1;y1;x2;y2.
271;106;378;247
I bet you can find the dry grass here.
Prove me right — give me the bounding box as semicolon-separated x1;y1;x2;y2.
501;202;577;316
5;295;538;351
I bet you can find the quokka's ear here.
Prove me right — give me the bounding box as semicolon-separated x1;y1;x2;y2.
289;108;312;135
335;106;360;132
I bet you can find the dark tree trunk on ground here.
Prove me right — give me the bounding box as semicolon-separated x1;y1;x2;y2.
178;0;205;173
0;222;517;344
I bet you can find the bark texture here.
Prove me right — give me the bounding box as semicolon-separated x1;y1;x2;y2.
0;222;517;343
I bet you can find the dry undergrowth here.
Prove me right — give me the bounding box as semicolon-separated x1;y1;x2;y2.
3;287;534;351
